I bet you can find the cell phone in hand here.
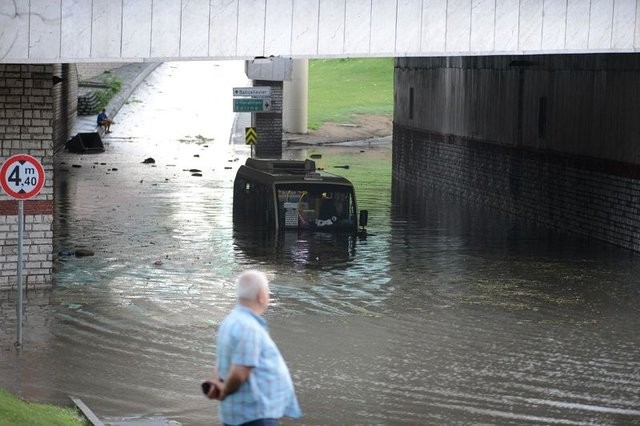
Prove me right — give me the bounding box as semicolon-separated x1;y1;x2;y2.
201;381;220;398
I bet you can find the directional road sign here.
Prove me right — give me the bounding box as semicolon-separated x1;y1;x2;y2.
233;98;272;112
245;127;257;145
0;154;46;200
233;86;272;97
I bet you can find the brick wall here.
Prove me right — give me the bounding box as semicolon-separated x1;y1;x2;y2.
392;127;640;251
253;81;283;159
0;64;56;290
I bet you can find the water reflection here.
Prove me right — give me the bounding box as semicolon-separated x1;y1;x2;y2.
0;61;638;425
233;229;358;270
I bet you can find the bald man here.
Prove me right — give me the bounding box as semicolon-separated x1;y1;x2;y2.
206;270;302;426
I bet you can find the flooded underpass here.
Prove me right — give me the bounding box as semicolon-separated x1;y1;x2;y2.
1;62;640;425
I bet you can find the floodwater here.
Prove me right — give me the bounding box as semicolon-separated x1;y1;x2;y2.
1;61;640;425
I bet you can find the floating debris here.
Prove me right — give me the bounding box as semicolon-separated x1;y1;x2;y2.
310;154;322;159
334;165;350;169
178;134;214;145
75;249;95;257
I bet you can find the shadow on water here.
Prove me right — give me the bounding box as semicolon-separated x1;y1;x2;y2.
233;228;358;271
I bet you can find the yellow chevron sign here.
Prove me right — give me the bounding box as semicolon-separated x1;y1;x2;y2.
245;127;257;145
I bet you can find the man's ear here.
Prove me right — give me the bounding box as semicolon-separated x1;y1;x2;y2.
257;289;268;305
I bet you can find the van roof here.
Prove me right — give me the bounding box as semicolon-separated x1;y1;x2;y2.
237;158;354;186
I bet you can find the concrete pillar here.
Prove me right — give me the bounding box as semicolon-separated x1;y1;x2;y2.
0;64;57;290
283;59;308;134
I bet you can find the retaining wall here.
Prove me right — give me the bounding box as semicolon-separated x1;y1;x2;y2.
393;54;640;251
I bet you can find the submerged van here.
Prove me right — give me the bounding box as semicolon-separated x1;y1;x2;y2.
233;158;368;232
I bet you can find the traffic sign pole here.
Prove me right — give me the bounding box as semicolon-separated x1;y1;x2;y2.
16;200;23;348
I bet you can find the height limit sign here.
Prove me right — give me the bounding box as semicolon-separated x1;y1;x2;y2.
1;154;45;200
1;154;45;347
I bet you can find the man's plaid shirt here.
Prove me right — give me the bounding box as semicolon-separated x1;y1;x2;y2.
216;305;302;425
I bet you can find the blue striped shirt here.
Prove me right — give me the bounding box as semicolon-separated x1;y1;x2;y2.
216;305;302;425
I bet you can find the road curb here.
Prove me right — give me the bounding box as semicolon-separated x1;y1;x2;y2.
69;396;104;426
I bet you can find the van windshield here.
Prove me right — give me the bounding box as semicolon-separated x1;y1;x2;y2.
276;184;356;230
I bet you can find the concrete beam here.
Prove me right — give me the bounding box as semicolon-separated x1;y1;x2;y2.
1;0;640;63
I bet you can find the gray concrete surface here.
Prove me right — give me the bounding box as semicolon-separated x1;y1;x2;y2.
4;1;639;62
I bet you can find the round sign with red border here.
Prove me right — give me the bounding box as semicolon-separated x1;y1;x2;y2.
0;154;46;200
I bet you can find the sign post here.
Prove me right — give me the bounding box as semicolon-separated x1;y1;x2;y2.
0;154;46;347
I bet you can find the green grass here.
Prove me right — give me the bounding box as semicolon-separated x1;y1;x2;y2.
0;388;86;426
308;58;393;130
94;74;123;113
304;148;392;211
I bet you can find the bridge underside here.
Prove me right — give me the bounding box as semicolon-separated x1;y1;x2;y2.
393;53;640;251
2;0;640;63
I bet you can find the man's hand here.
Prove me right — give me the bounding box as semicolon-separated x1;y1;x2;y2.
204;381;221;399
216;365;252;401
204;366;221;399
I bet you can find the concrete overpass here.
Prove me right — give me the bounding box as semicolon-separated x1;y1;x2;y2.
1;0;640;290
2;0;640;62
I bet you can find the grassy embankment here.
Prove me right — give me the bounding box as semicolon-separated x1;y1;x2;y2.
308;58;393;130
94;73;122;112
0;388;86;426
